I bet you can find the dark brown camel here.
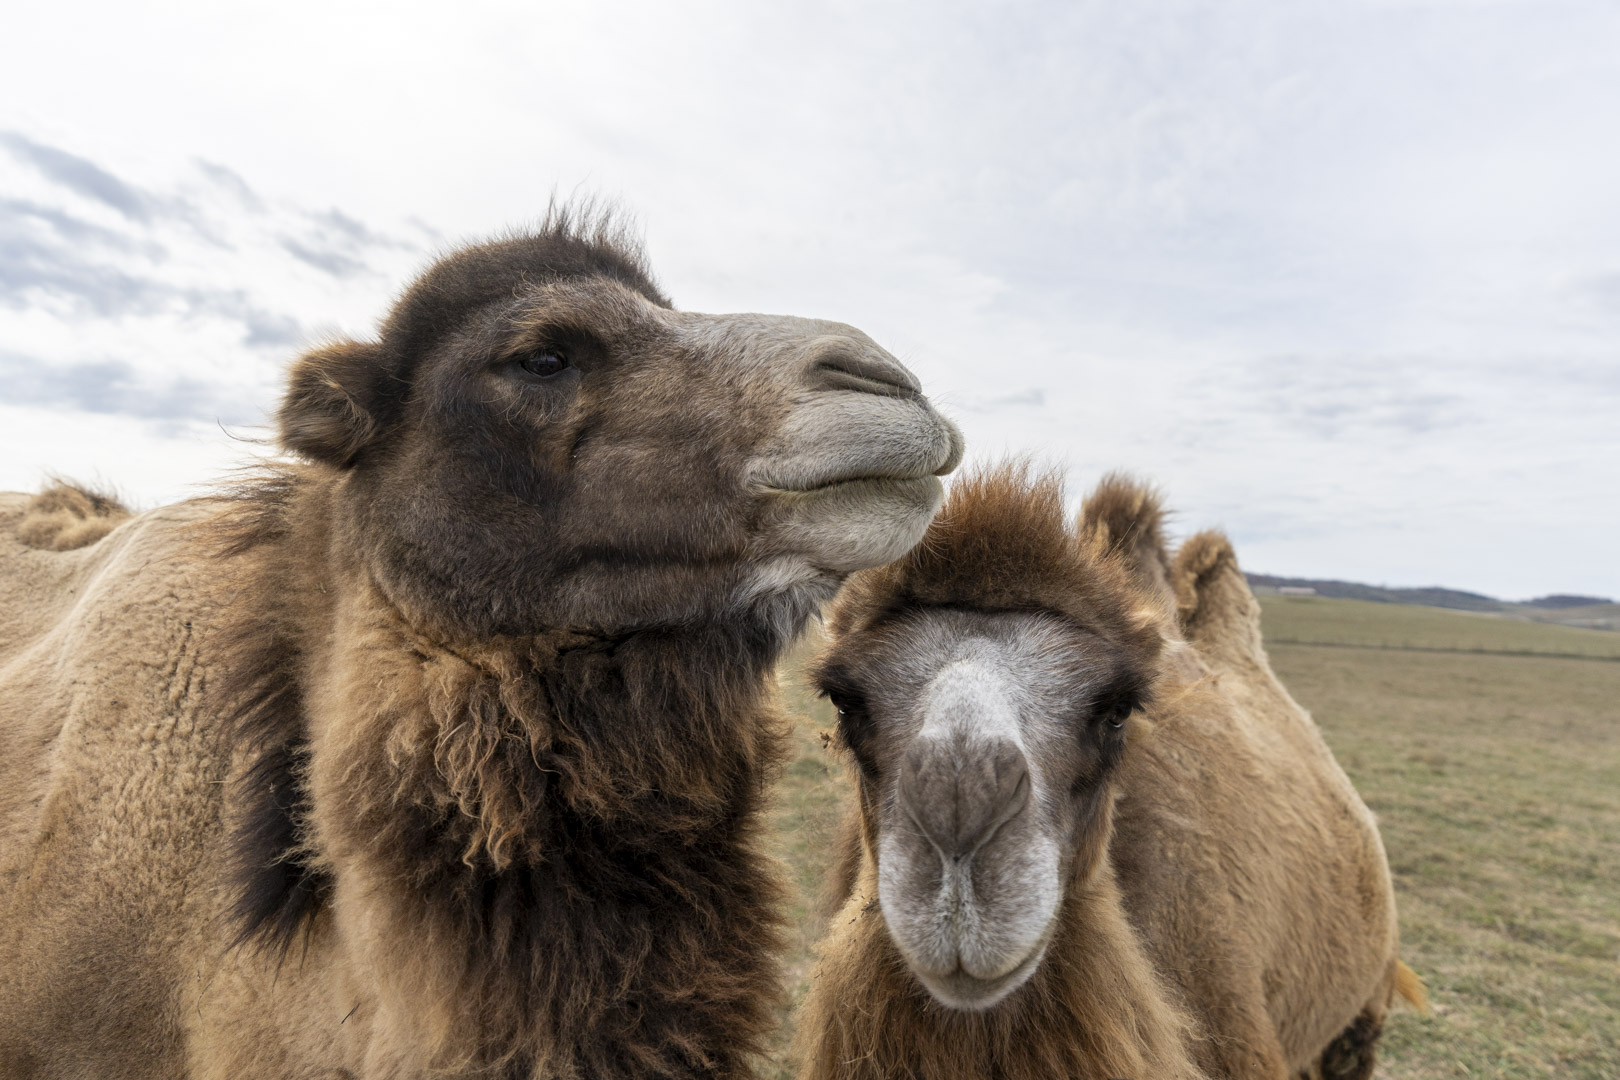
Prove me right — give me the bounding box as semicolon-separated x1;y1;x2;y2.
0;209;962;1079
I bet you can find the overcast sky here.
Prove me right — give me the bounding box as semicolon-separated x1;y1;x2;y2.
3;0;1617;600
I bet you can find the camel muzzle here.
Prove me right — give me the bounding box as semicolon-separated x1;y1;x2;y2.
875;657;1064;1010
898;735;1031;862
741;330;962;573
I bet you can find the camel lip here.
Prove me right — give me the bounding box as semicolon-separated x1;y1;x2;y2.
758;473;943;496
746;391;963;494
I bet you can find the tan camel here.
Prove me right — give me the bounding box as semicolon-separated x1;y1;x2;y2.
0;210;963;1079
794;466;1421;1080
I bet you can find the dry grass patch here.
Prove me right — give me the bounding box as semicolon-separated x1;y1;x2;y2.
1268;638;1620;1079
764;654;844;1078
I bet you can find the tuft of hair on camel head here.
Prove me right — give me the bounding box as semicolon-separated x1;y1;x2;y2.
810;463;1170;1011
827;463;1167;654
270;204;963;641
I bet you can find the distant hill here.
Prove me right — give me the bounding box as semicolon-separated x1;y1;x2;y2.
1245;574;1617;630
1245;574;1504;612
1522;594;1612;609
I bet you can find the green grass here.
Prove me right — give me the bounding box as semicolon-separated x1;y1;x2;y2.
1258;594;1620;660
1512;602;1620;633
763;598;1620;1078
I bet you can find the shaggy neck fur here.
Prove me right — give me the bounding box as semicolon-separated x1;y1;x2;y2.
215;470;788;1078
795;804;1202;1080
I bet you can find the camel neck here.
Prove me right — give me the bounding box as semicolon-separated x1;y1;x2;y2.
286;562;792;1076
308;570;787;852
210;463;798;1077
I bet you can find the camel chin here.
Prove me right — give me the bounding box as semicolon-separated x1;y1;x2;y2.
766;475;945;573
906;942;1053;1013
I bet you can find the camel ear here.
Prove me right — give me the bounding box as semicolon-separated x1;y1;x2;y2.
277;340;387;468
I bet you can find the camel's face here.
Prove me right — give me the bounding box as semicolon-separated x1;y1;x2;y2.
814;609;1147;1011
279;234;961;637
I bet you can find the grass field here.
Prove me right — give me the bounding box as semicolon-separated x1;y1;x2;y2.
763;596;1620;1078
1258;594;1620;660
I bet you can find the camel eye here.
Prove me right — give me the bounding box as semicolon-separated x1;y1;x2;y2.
825;689;874;740
1091;672;1145;734
519;350;569;378
1103;698;1134;729
829;694;866;728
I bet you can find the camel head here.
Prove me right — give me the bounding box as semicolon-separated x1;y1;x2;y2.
275;214;962;639
812;467;1165;1010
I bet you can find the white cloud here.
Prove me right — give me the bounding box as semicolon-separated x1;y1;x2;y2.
1;0;1617;599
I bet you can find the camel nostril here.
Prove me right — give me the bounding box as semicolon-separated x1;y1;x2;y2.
982;747;1031;848
899;738;1032;860
809;349;921;398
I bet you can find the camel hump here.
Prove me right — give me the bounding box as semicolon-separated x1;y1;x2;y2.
1170;529;1265;664
1079;472;1172;605
13;481;132;551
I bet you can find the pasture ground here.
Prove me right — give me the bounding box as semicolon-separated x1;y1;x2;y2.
763;595;1620;1078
